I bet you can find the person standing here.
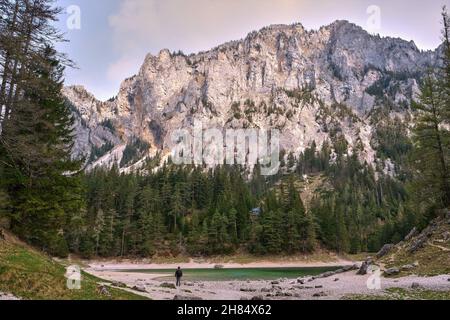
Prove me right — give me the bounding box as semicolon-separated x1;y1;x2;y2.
175;267;183;287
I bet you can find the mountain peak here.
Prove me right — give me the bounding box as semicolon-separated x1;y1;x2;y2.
63;19;440;172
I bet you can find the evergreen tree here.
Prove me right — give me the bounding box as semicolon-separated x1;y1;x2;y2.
411;73;450;210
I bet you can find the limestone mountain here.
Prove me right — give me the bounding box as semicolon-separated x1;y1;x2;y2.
63;20;441;172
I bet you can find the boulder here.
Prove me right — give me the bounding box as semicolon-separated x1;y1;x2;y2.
409;237;427;253
442;232;450;242
160;282;177;289
313;292;327;297
240;288;257;293
271;281;279;285
173;295;203;300
384;268;400;276
112;281;126;288
357;259;373;275
132;285;147;293
275;292;292;297
401;264;416;271
376;244;394;259
297;278;305;284
98;285;111;297
251;295;264;301
214;264;224;269
409;223;438;253
411;282;421;289
272;285;282;290
343;264;359;272
404;228;418;241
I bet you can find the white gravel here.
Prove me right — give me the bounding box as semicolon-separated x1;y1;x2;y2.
85;267;450;300
0;292;20;300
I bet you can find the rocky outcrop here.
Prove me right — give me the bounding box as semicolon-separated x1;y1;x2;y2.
63;20;440;173
376;244;394;259
384;267;400;276
404;228;419;241
357;258;373;275
409;222;439;253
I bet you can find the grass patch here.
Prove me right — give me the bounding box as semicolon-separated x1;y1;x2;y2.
345;288;450;300
0;237;147;300
384;245;450;277
381;217;450;277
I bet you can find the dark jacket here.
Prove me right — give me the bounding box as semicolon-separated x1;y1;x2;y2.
175;269;183;278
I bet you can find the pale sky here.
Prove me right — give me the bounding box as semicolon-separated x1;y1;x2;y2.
55;0;450;101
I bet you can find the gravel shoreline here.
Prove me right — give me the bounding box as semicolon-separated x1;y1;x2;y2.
85;263;450;300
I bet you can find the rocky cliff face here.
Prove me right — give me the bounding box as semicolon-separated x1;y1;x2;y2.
63;20;440;172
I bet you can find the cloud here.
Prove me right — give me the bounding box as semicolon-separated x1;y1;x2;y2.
105;0;448;85
107;54;143;82
108;0;305;54
106;0;308;81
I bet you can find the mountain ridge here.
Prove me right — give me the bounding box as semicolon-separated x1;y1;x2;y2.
63;19;441;173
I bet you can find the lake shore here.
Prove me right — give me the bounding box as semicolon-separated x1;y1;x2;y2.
83;258;450;300
87;258;354;272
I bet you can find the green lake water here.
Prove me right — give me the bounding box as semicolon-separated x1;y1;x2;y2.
118;266;341;281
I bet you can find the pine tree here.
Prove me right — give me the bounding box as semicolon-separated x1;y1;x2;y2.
411;73;450;210
409;7;450;213
0;46;82;256
93;208;105;255
260;209;283;254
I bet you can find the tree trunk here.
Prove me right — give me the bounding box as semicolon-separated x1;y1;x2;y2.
0;0;20;128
